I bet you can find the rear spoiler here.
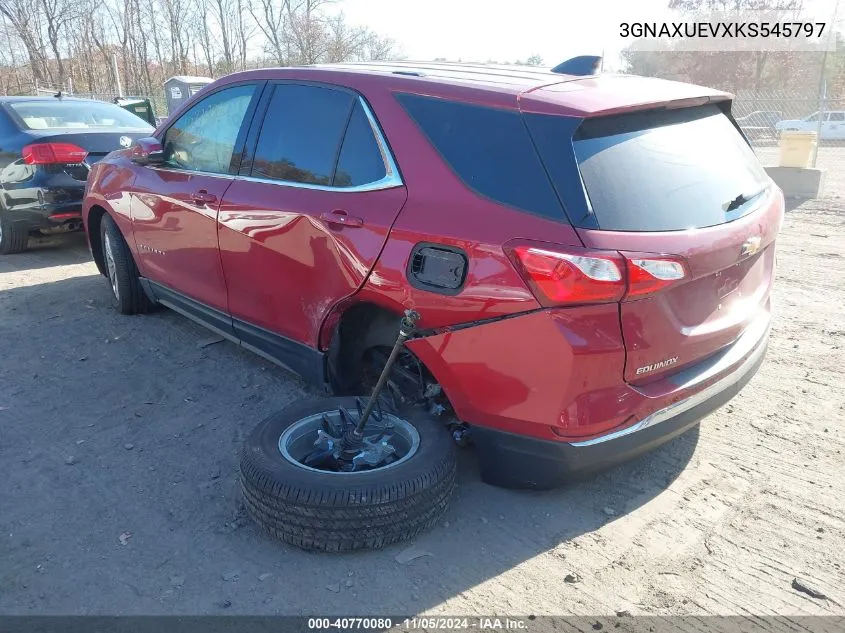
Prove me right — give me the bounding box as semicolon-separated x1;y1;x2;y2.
519;75;732;118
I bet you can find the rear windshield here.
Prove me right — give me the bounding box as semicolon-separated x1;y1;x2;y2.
9;100;152;131
572;105;770;232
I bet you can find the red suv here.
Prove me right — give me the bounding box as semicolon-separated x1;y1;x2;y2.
82;62;781;494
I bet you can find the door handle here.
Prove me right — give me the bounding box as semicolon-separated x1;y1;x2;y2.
191;189;217;206
319;209;364;228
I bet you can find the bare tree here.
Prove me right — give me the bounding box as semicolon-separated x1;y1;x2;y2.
0;0;51;85
40;0;85;87
248;0;287;63
0;0;399;99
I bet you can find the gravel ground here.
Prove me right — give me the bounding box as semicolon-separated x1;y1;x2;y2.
1;187;843;616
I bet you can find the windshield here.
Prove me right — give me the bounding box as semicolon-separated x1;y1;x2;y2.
9;100;153;131
572;105;770;232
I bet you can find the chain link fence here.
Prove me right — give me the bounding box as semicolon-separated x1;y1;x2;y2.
733;90;845;176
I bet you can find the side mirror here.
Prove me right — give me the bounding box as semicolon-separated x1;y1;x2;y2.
130;137;164;166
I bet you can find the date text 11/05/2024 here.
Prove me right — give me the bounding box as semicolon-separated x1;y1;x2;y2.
307;617;530;630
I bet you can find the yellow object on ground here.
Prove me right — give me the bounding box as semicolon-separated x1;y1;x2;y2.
778;131;817;168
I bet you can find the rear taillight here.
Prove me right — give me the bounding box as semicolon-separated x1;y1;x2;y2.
509;246;625;305
507;244;687;306
22;143;88;165
625;257;686;298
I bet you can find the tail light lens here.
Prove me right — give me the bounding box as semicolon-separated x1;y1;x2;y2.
22;143;88;165
509;246;625;305
507;243;688;306
626;257;686;298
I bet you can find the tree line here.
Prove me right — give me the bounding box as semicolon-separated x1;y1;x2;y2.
622;46;845;96
0;0;397;98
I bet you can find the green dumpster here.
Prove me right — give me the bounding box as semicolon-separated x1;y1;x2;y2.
113;97;157;126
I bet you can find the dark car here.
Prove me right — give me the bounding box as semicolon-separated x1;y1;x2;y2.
0;96;153;254
82;62;781;551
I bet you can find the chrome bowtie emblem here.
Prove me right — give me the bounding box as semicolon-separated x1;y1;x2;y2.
119;136;132;148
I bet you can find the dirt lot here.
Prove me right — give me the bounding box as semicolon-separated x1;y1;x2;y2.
1;189;843;616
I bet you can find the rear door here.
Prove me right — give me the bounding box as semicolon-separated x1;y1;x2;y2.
218;82;407;348
527;104;783;384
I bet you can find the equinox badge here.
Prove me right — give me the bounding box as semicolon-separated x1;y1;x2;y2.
636;357;679;375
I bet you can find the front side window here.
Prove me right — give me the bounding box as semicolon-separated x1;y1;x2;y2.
251;84;354;185
162;84;256;174
828;112;845;122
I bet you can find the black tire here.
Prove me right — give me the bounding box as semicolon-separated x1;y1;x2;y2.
0;212;28;254
240;396;456;552
100;214;150;314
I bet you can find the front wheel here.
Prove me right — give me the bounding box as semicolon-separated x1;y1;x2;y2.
100;214;150;314
240;397;456;552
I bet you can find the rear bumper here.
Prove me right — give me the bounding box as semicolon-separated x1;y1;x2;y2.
472;331;768;489
4;202;83;231
2;170;85;230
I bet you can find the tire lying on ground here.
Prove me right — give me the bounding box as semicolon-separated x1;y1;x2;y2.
239;396;456;552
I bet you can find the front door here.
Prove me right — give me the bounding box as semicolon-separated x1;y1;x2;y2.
218;83;407;350
130;82;262;312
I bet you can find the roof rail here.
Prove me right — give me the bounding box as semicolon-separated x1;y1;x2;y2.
551;56;601;76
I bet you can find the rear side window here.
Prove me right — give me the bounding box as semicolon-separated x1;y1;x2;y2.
530;105;770;232
396;93;564;220
334;102;387;187
251;84;353;185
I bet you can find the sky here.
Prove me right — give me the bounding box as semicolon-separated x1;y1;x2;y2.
330;0;844;70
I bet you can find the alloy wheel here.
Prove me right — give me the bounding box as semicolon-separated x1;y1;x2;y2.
278;406;420;474
103;232;119;300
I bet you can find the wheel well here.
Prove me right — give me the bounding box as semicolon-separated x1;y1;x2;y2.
327;302;453;415
87;205;108;276
328;303;399;393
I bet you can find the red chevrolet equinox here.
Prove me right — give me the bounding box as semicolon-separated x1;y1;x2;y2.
82;62;782;491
